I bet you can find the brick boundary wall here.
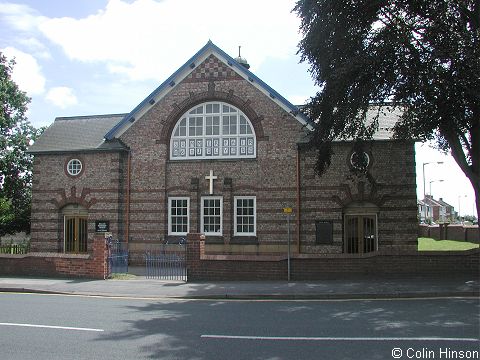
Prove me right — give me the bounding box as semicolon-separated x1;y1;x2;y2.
419;224;479;243
0;236;108;279
186;233;480;281
1;233;478;281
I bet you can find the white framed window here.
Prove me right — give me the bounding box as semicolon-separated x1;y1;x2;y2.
201;196;223;236
67;159;82;176
168;197;190;235
234;196;256;236
170;102;256;160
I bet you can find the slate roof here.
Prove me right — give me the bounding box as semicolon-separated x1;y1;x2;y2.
367;106;403;140
297;106;404;144
28;114;128;154
422;196;444;208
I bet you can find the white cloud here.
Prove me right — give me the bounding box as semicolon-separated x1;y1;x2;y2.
1;47;46;95
45;87;78;108
0;3;46;31
37;0;301;81
17;37;52;59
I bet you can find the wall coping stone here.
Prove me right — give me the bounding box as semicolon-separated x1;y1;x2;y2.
200;248;478;262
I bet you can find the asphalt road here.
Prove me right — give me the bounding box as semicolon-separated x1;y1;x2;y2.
0;293;478;360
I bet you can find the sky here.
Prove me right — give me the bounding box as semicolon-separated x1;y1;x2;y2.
0;0;476;217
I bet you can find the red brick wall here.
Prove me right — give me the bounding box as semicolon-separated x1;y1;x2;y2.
0;236;108;279
419;224;479;242
120;54;306;256
186;233;479;281
299;141;418;254
30;151;127;253
118;53;418;258
30;52;419;260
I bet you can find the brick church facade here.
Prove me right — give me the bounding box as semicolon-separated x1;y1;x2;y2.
28;41;418;264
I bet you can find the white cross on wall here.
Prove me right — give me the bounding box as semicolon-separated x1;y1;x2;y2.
205;170;217;195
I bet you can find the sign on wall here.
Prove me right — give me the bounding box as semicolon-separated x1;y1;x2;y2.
95;220;110;233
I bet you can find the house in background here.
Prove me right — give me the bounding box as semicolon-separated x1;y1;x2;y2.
422;195;456;223
27;41;418;269
417;199;432;223
436;198;456;222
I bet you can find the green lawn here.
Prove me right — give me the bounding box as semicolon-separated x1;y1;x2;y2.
418;237;480;251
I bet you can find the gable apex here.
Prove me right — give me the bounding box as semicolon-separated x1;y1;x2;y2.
104;41;312;140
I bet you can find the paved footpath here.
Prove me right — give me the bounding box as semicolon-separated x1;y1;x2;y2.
0;274;478;300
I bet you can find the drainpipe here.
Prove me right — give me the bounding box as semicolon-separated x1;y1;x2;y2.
125;150;131;245
296;146;301;254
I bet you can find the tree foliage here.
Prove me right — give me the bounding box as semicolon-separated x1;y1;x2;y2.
0;52;42;236
294;0;480;219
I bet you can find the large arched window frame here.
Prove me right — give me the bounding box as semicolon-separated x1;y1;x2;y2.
170;102;256;160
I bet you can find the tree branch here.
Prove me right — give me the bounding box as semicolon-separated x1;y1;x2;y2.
442;128;479;184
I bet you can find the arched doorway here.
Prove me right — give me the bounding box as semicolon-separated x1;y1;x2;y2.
344;202;378;254
62;204;88;253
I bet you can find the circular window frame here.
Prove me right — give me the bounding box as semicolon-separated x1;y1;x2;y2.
349;151;371;171
65;158;84;177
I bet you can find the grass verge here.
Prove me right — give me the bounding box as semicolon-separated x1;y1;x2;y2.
109;273;138;280
418;237;479;251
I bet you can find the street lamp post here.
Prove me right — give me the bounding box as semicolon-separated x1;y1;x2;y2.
422;162;444;223
458;195;467;223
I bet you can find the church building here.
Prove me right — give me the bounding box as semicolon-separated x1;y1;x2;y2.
28;41;418;264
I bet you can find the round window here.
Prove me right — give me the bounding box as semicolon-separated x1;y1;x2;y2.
67;159;83;176
350;151;370;171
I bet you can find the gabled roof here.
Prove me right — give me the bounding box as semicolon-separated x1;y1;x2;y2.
104;40;313;141
418;199;430;207
437;198;454;208
423;196;444;207
28;114;128;154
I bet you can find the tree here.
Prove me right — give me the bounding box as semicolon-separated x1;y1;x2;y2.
294;0;480;222
0;52;42;236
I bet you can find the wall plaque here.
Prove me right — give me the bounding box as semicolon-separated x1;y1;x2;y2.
95;220;110;233
315;221;333;244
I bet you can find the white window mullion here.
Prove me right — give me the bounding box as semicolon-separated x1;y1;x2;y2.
168;197;190;235
201;196;223;236
234;196;256;236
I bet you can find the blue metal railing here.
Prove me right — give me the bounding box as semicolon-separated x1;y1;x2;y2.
107;240;129;275
145;240;186;281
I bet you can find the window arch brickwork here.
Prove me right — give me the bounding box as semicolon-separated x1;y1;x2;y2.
159;87;265;146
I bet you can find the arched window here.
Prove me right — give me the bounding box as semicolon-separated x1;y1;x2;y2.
170;102;256;160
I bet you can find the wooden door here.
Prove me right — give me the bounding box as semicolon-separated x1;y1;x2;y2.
344;215;377;254
64;216;88;253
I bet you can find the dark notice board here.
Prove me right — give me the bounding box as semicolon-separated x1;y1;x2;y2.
95;220;110;233
315;221;333;244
